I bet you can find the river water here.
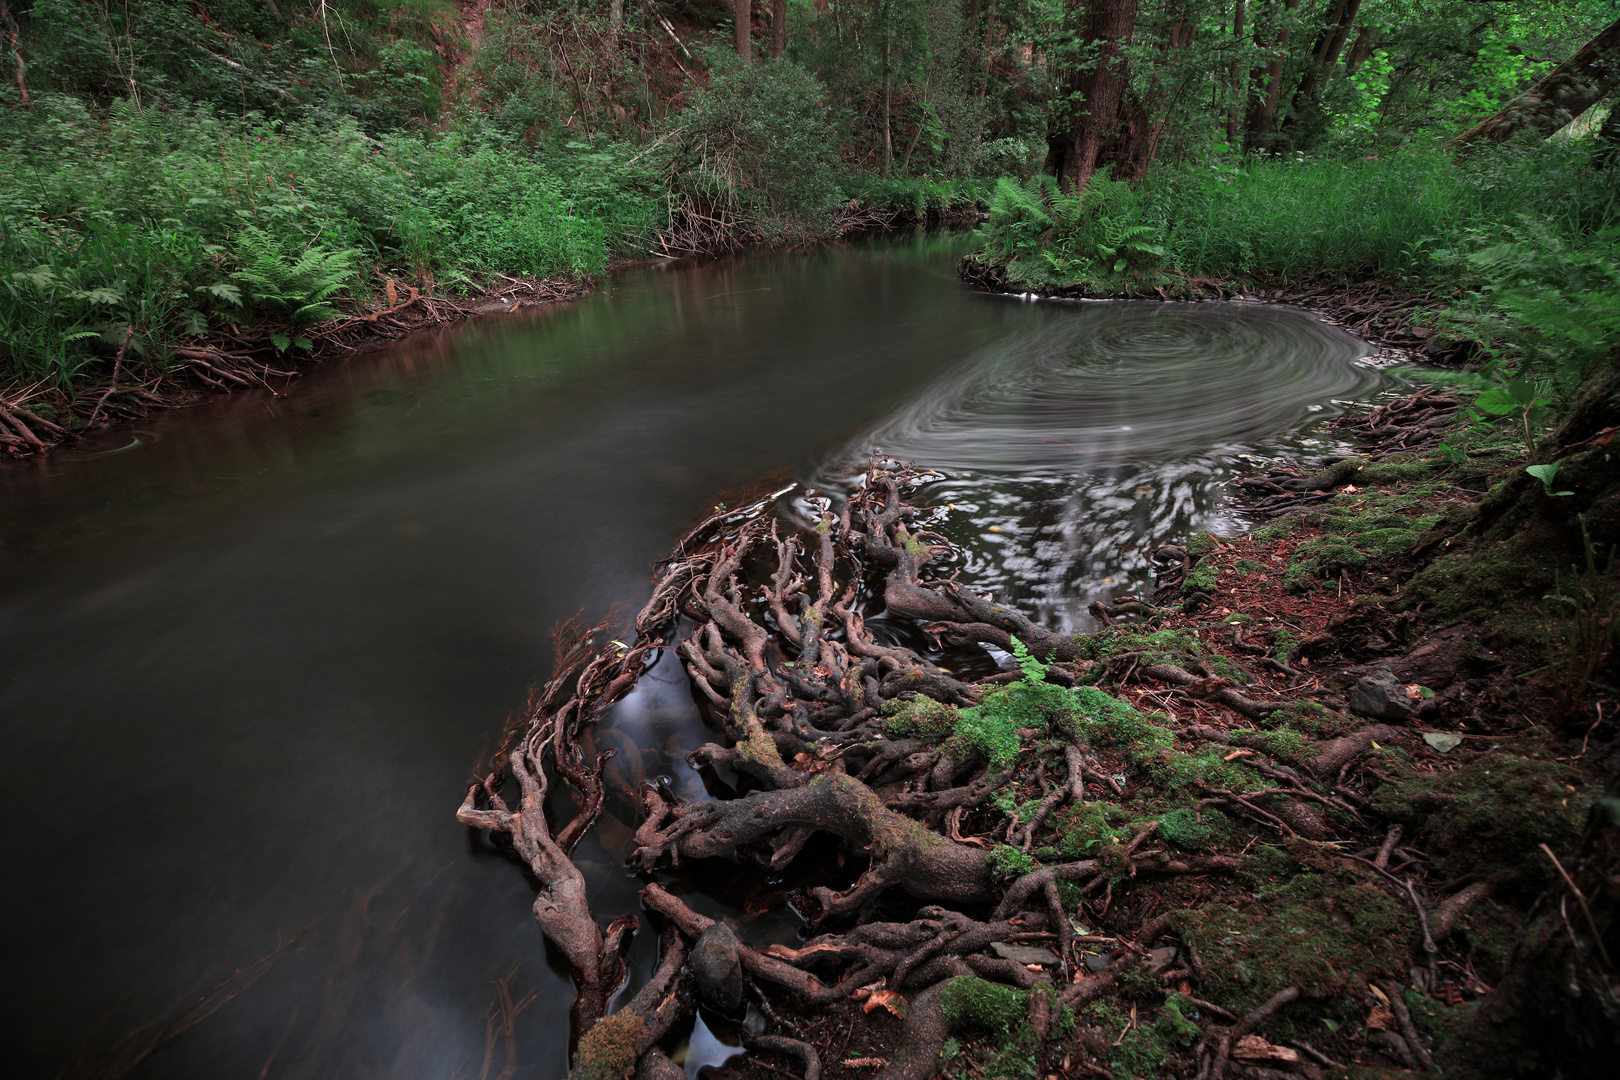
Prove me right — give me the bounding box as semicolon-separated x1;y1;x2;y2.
0;233;1391;1079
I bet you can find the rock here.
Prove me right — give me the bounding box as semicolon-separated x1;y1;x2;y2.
1082;952;1117;973
691;921;744;1016
991;941;1060;966
1349;668;1414;721
1145;945;1178;974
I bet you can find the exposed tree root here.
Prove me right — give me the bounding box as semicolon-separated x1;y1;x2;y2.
457;460;1572;1080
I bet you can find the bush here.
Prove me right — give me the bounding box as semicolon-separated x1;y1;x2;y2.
658;57;843;242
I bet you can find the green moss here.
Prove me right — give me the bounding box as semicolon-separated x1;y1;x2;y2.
571;1011;646;1080
1395;535;1564;629
881;695;961;738
941;975;1027;1033
1075;627;1205;667
1175;878;1410;1022
987;843;1039;878
1183;557;1220;596
1370;755;1591;879
1132;743;1255;796
1187;532;1221;557
1059;802;1141;857
1271;628;1300;665
1093;994;1198;1080
1063;686;1170;751
1251;517;1301;544
1202;652;1251;685
1252;726;1316;765
1233;558;1269;576
1362;457;1444;484
1263;701;1353;738
1155;806;1229;851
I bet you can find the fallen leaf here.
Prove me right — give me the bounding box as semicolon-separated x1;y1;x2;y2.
1368;984;1391;1006
1367;1007;1396;1032
1404;683;1424;700
1232;1035;1300;1064
1223;749;1255;761
863;989;909;1019
1423;732;1463;754
850;979;884;1002
842;1059;886;1069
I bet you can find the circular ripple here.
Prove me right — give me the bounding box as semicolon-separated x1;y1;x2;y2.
800;299;1400;634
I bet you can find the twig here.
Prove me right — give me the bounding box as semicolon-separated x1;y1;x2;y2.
1540;843;1614;967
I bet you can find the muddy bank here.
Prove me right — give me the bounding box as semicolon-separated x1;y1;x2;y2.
0;273;593;460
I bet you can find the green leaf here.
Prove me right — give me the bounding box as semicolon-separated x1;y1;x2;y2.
1322;1019;1341;1033
1473;387;1518;415
271;332;291;353
1423;732;1463;754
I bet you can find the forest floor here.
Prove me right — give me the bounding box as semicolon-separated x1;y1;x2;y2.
688;389;1611;1079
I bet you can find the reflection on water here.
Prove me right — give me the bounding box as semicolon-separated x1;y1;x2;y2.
0;232;1401;1080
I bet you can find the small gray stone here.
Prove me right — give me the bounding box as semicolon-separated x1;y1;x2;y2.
1083;951;1117;973
1145;945;1178;974
991;941;1061;966
691;921;744;1016
1348;669;1414;721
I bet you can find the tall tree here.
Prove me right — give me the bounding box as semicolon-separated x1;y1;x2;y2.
772;0;786;57
1247;0;1302;151
1449;13;1620;148
736;0;753;60
1063;0;1139;190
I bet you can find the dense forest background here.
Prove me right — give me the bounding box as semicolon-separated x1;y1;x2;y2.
0;0;1616;394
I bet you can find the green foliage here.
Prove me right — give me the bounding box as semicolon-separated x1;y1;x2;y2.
231;227;360;326
979;172;1165;291
658;57;843;242
0;99;659;385
1443;217;1620;392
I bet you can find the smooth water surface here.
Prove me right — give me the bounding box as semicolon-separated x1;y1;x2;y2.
0;234;1390;1079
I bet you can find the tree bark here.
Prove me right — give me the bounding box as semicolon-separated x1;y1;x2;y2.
735;0;752;61
1064;0;1139;191
772;0;786;57
1246;0;1301;152
1226;0;1246;143
1282;0;1361;134
0;1;27;107
1449;14;1620;149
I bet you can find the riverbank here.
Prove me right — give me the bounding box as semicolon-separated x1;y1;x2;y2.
0;271;594;458
470;415;1613;1079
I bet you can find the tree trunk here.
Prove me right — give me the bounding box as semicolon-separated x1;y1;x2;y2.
609;0;622;46
1226;0;1246;144
1282;0;1360;134
772;0;786;57
1246;0;1300;152
1064;0;1139;191
1449;14;1620;149
1596;93;1620;166
735;0;752;61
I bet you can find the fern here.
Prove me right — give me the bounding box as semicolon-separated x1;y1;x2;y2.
231;228;361;327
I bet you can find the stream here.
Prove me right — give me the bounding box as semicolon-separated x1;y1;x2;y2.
0;232;1395;1079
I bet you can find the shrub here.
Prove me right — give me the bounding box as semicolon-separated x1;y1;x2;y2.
657;57;843;242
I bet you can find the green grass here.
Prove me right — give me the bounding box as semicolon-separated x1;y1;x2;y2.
0;96;662;387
